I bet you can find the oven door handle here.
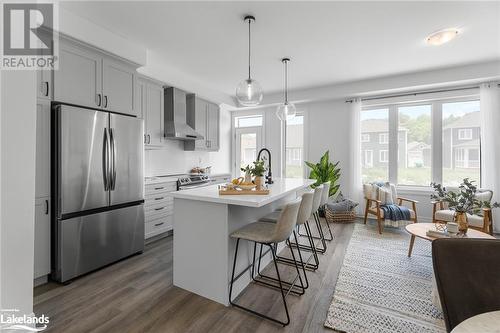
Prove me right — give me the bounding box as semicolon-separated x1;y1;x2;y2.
178;183;211;190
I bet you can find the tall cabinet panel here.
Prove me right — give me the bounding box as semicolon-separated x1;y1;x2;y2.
54;42;102;108
34;197;51;280
146;82;164;146
35;100;51;198
207;102;220;151
102;58;136;116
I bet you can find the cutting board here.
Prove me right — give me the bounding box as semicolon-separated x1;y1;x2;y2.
219;188;270;195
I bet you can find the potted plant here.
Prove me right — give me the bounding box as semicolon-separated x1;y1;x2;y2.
431;178;499;234
251;160;266;190
305;151;341;216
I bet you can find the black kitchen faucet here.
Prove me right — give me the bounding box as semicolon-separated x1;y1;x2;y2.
257;148;273;184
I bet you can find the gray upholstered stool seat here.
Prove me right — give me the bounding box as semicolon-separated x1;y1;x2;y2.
259;210;281;222
230;222;277;243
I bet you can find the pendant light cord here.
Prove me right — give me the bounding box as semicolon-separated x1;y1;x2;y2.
284;59;288;103
248;18;251;80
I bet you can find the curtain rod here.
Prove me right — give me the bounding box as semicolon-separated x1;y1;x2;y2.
345;85;481;103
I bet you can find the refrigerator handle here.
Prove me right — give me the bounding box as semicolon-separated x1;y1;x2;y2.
110;128;117;190
102;128;110;191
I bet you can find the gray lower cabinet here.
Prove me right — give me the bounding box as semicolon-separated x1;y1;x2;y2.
185;96;219;151
145;181;177;239
55;39;138;116
137;76;164;147
34;197;50;280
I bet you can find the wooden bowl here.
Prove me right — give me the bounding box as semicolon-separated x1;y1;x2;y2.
237;184;256;190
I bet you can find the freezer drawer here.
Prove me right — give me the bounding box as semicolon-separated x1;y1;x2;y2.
56;204;144;282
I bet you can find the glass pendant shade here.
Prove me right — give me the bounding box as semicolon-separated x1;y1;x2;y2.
276;102;297;121
236;78;263;107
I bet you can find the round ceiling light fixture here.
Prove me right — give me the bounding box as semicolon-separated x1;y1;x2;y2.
426;28;460;46
276;58;296;121
236;15;263;107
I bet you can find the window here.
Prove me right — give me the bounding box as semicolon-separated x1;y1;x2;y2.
233;114;263;176
398;104;432;186
364;150;373;168
363;97;481;187
458;128;472;140
284;114;304;178
379;133;389;144
361;108;389;183
234;115;263;128
442;100;481;186
379;150;388;163
361;134;370;142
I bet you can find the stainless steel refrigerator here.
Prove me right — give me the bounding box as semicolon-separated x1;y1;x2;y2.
52;103;144;283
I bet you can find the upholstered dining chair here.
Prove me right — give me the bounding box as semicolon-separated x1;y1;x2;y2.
432;238;500;332
432;189;495;235
363;182;418;234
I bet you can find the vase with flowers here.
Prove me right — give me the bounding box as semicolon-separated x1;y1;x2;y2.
431;178;499;234
251;160;266;190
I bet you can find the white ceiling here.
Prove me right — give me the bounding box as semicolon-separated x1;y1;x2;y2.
60;1;500;97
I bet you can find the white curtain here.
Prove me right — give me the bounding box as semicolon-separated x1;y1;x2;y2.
480;82;500;233
348;99;362;214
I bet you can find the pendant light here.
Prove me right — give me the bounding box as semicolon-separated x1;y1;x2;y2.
236;15;263;107
276;58;296;121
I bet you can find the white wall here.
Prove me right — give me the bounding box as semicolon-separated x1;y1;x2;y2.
0;71;37;317
145;106;231;176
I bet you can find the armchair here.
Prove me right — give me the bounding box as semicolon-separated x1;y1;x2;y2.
432;189;494;235
363;183;418;234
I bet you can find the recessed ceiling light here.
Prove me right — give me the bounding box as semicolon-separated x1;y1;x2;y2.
426;28;460;46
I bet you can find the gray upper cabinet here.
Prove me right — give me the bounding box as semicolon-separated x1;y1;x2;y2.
137;76;164;147
102;58;136;115
54;41;102;108
185;96;219;151
55;39;138;116
206;102;220;151
37;70;52;100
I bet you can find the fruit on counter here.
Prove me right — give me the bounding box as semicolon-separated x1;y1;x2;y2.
231;178;240;185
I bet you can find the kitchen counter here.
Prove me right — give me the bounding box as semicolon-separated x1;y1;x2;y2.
144;176;178;185
171;178;315;207
172;178;315;306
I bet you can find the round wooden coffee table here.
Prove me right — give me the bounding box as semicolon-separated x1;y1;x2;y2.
405;223;495;257
451;310;500;333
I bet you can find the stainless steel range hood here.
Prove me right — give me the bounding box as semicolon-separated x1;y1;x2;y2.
164;87;204;140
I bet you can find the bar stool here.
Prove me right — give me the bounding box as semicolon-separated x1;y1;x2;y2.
258;190;318;275
292;185;327;255
320;182;334;241
229;198;302;326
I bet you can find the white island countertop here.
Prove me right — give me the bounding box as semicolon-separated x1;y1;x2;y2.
171;178;315;207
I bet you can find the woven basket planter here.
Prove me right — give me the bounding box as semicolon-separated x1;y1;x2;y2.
325;207;356;224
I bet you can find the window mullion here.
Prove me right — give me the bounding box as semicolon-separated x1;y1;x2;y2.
388;105;398;184
432;101;443;184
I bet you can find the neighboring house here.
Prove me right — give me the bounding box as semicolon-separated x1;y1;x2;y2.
407;142;431;167
361;119;407;168
443;111;481;169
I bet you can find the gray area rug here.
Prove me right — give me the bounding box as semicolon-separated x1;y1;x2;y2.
325;223;446;333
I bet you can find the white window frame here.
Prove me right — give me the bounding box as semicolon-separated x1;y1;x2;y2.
458;128;472;140
283;111;307;178
379;133;389;144
231;111;265;178
361;133;370;142
379;150;388;163
364;150;373;168
362;95;481;188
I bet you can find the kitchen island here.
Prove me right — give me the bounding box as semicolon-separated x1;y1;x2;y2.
171;178;315;305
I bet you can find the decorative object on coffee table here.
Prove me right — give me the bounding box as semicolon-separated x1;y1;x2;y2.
431;178;500;235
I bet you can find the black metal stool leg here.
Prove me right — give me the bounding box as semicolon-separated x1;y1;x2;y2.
314;211;328;252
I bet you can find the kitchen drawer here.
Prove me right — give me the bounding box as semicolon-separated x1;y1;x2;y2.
145;182;177;195
144;193;174;206
145;216;172;239
145;191;174;201
145;200;173;212
145;206;173;221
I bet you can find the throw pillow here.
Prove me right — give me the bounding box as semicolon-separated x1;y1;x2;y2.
377;185;394;205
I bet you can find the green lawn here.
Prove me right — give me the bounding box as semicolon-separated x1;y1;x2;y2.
285;165;305;178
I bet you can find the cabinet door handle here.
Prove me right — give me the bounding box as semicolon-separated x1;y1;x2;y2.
45;199;49;215
154;197;164;200
154;222;164;227
104;95;108;108
44;81;49;97
155;207;165;211
154;187;164;190
148;134;151;144
97;93;102;107
144;134;147;144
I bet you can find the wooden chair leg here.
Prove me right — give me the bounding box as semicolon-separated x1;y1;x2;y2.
412;202;418;224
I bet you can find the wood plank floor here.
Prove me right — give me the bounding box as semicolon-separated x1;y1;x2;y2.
34;221;355;333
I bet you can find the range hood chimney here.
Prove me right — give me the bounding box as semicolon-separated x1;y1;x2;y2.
164;87;204;140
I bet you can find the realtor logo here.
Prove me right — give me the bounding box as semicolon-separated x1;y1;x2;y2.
1;2;58;69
